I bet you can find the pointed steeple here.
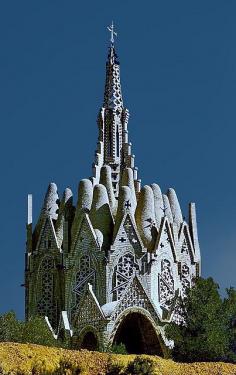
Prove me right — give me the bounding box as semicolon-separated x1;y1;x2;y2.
92;23;140;196
103;23;123;110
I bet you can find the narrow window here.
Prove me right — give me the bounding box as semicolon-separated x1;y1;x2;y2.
108;124;112;157
116;125;119;157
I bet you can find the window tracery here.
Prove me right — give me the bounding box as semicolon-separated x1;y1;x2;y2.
71;255;95;319
181;239;189;254
37;257;57;328
181;264;190;297
112;253;137;300
158;259;175;310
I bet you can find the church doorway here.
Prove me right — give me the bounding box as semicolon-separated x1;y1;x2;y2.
80;331;98;351
113;312;163;355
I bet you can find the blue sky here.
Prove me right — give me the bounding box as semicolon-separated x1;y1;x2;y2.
0;1;236;319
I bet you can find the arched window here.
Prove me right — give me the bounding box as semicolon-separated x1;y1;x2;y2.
37;257;57;328
116;125;120;157
112;253;136;300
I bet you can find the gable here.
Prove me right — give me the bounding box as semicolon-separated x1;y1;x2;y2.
112;213;144;257
36;217;59;252
111;275;161;323
178;223;195;263
155;218;176;262
74;284;105;327
72;214;99;254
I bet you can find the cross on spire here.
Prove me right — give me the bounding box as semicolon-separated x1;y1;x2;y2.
107;21;117;44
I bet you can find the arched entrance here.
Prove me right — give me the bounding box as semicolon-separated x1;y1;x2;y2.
80;331;98;351
113;312;163;355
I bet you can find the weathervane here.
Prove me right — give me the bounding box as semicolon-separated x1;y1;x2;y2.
107;21;117;44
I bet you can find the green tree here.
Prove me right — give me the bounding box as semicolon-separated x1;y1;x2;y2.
166;277;229;362
21;316;59;347
222;287;236;362
0;311;23;342
0;312;61;348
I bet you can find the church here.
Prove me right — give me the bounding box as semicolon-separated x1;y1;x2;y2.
25;24;201;356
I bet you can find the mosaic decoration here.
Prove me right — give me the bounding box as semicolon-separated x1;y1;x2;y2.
158;259;175;310
37;257;57;328
112;253;136;300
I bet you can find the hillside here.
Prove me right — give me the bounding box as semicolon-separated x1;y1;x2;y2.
0;342;236;375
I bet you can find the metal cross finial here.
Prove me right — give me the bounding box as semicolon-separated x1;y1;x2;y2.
107;21;117;44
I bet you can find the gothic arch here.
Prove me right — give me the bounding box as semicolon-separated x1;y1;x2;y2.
111;307;166;356
76;326;100;351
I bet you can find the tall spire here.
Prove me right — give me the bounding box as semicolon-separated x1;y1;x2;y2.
92;24;140;196
104;22;123;110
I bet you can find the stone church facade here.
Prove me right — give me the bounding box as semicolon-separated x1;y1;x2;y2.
25;28;201;356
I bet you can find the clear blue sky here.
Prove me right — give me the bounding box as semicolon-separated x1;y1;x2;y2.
0;1;235;319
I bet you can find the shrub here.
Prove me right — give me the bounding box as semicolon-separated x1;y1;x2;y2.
110;343;127;354
106;360;126;375
0;311;23;343
53;358;81;375
0;312;61;349
21;316;58;347
126;356;155;375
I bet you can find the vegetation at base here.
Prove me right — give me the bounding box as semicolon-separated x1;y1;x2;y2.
0;312;63;347
126;356;156;375
1;277;236;367
107;356;156;375
107;343;128;354
1;342;236;375
166;277;236;363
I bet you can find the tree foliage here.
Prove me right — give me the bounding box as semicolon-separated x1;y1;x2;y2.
0;311;23;343
0;312;58;347
166;277;236;362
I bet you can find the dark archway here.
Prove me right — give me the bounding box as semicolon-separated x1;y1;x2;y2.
113;312;163;355
80;331;98;351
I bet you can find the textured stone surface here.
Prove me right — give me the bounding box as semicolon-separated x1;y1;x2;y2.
151;183;164;228
162;194;173;224
135;185;157;251
121;167;137;209
72;179;93;239
25;35;201;355
99;165;117;215
56;187;73;248
90;184;113;248
167;188;183;227
42;182;59;220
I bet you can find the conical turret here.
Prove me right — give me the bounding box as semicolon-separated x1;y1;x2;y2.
42;182;59;220
89;184;113;249
162;194;173;224
99;165;117;215
135;185;157;251
167;188;183;227
151;183;164;228
56;187;73;248
71;179;93;240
